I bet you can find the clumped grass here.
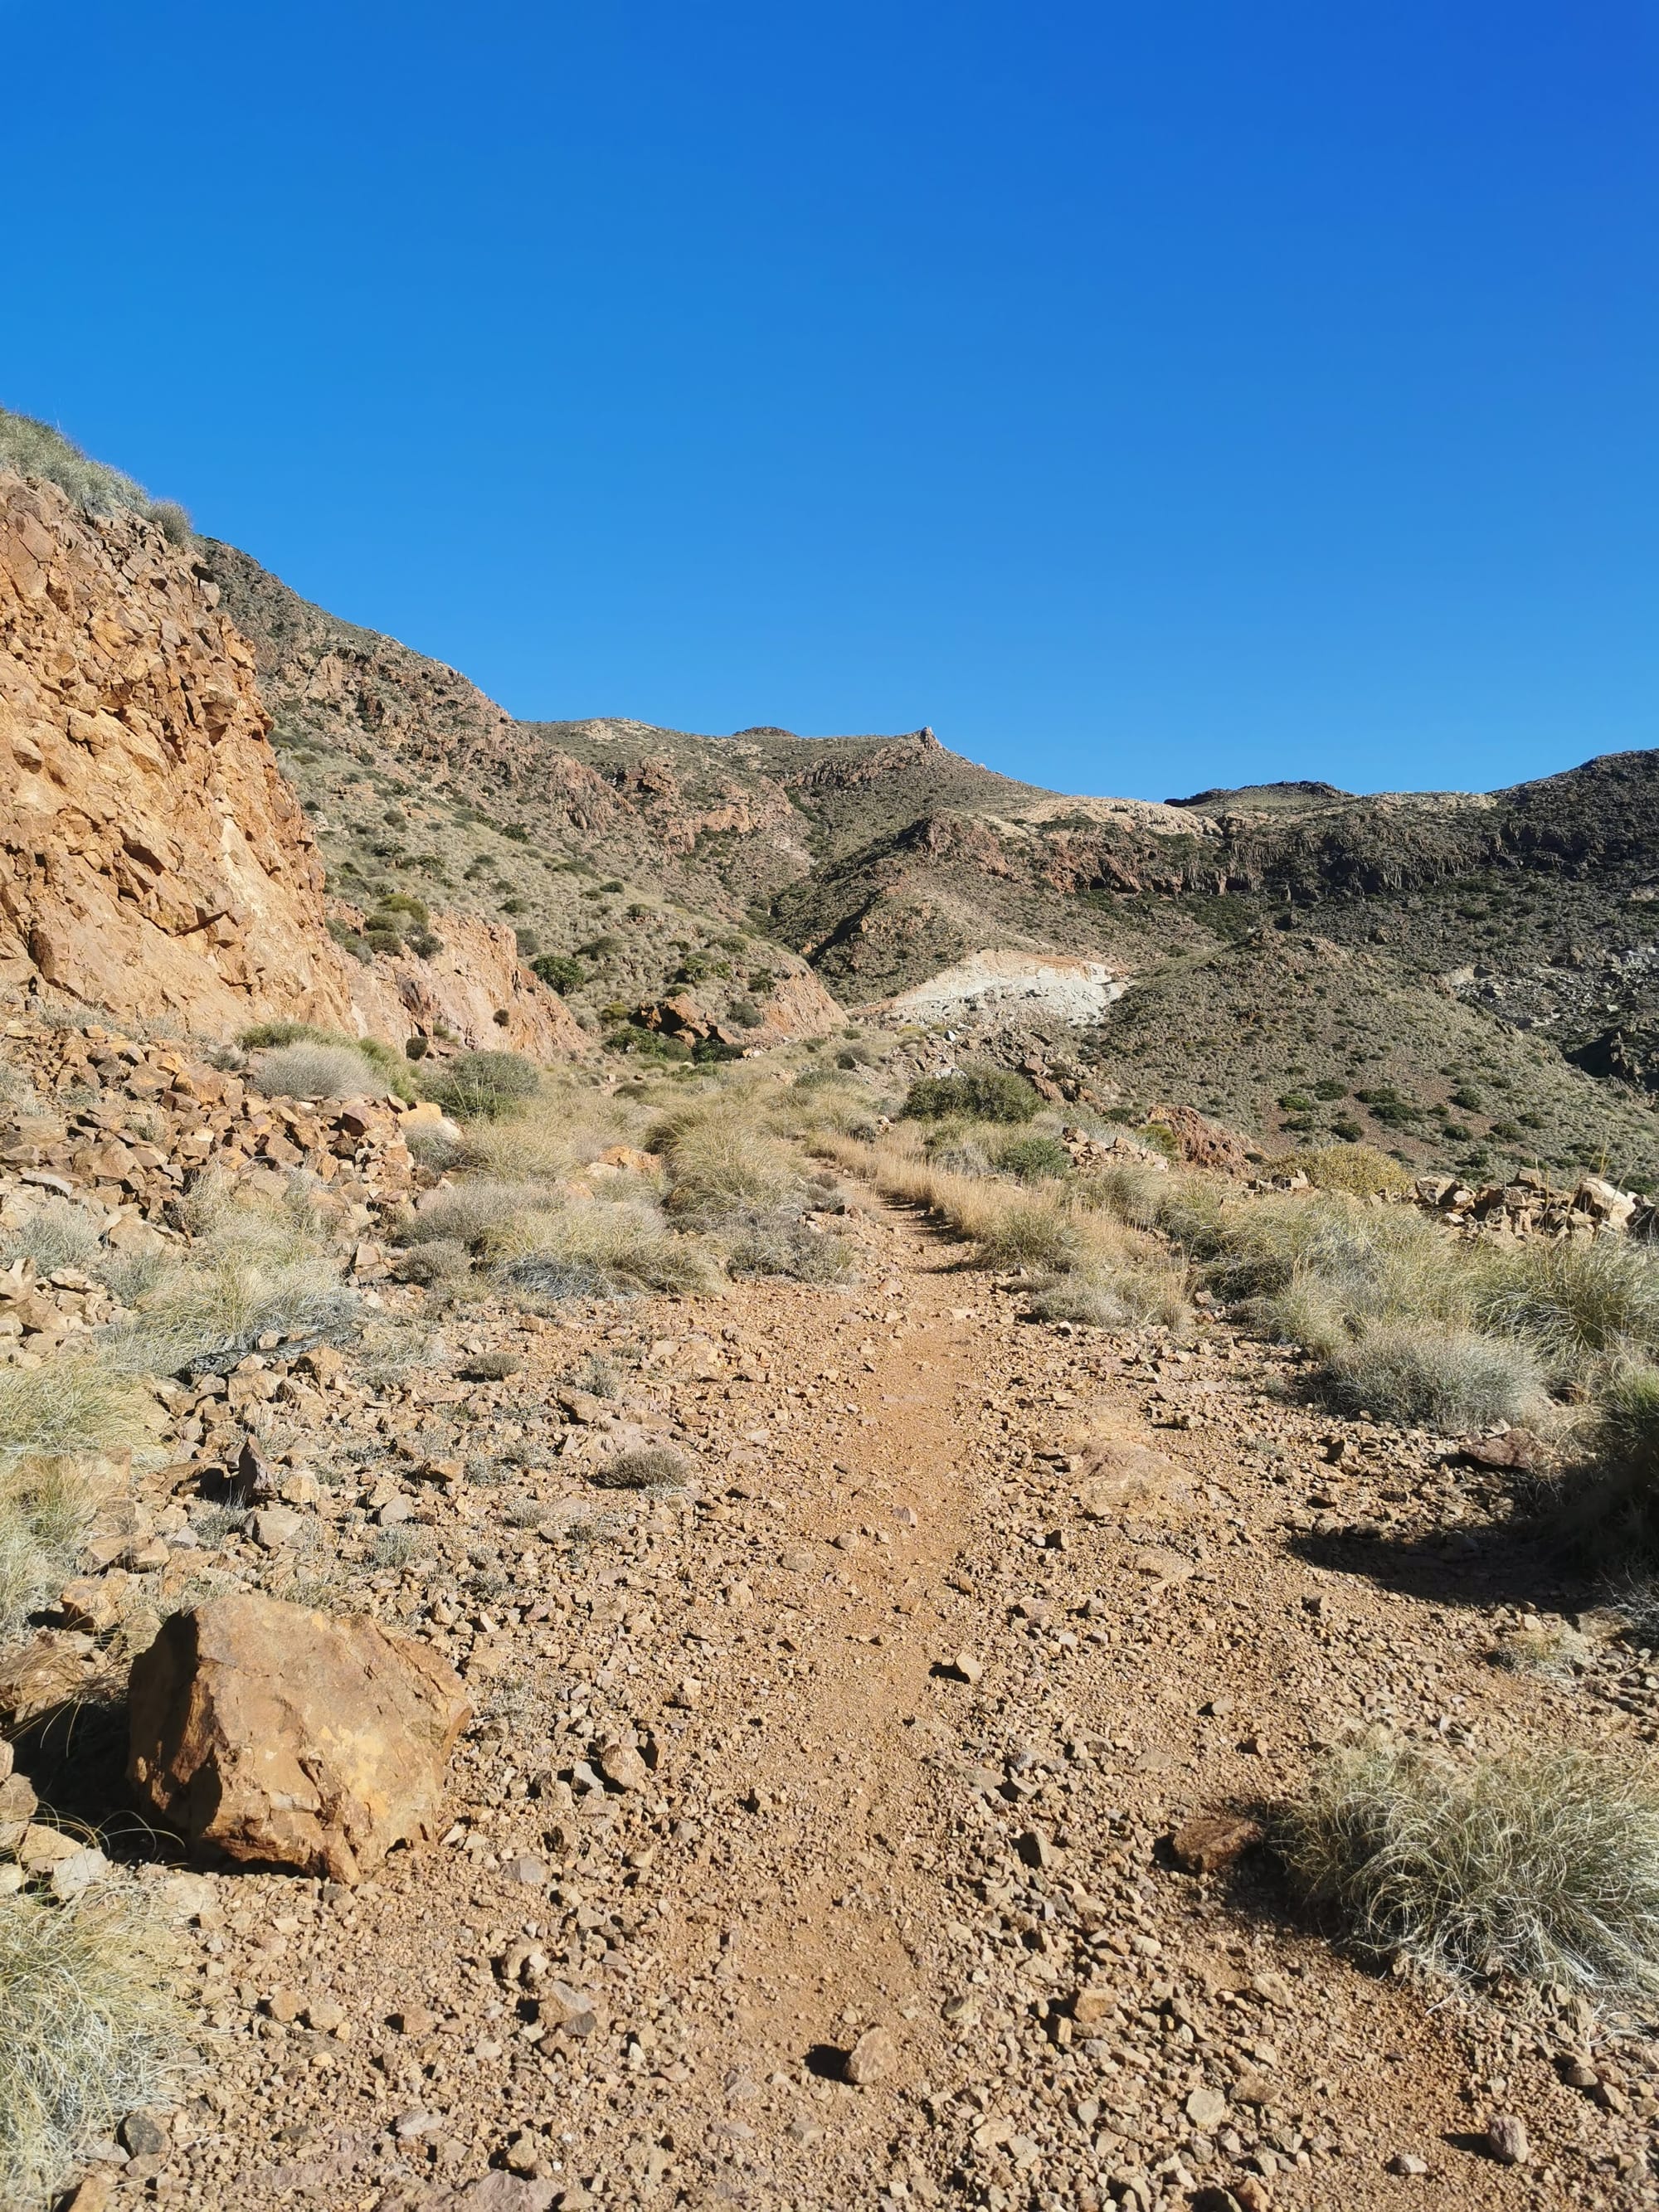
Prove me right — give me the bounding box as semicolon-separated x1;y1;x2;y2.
727;1218;857;1284
400;1181;555;1256
0;1884;190;2205
820;1131;1190;1328
902;1065;1040;1124
591;1446;689;1491
240;1023;418;1101
1564;1363;1659;1557
0;1195;105;1279
251;1040;389;1101
1471;1237;1659;1376
0;1448;115;1636
1281;1738;1659;1994
0;406;192;542
0;1364;138;1468
1316;1319;1547;1431
99;1174;354;1373
494;1200;720;1303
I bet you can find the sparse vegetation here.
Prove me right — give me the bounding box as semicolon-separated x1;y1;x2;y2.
0;407;192;540
1281;1738;1659;1994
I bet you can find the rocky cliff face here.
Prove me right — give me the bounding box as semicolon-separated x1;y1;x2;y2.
0;474;581;1057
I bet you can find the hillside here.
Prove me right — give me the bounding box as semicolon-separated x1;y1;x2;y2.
191;531;1659;1185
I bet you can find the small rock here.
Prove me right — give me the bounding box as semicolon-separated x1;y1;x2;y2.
1072;1986;1114;2028
503;1853;547;1886
304;1996;344;2033
946;1651;983;1685
392;2107;441;2140
374;1495;414;1528
1186;2086;1228;2132
1387;2151;1429;2176
48;1845;110;1900
119;2112;169;2160
844;2024;897;2085
266;1987;300;2024
1170;1811;1265;1875
1233;2180;1272;2212
62;2177;115;2212
392;2005;437;2037
249;1506;300;1551
1485;2113;1530;2166
598;1742;649;1793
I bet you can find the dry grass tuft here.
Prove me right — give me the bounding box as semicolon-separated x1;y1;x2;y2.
251;1041;388;1101
1316;1318;1547;1431
590;1446;690;1491
0;1448;115;1637
0;1883;190;2204
1281;1738;1659;1992
0;1364;139;1467
494;1200;720;1304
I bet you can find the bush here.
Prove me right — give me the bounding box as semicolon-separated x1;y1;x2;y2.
0;1885;189;2204
428;1051;540;1121
1281;1738;1659;1993
1282;1143;1413;1198
994;1134;1073;1184
531;952;586;994
1317;1320;1545;1431
902;1066;1040;1125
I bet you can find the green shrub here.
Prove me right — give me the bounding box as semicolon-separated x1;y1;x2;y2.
902;1065;1040;1125
428;1051;540;1121
1281;1738;1659;1993
994;1134;1073;1184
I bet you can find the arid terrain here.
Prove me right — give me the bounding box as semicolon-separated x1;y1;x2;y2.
5;413;1659;2212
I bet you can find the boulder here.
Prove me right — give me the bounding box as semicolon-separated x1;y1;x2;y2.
128;1592;470;1882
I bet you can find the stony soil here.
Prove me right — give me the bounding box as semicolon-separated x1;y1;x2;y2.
40;1179;1659;2212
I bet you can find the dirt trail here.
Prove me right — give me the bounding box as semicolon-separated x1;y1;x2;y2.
142;1194;1659;2212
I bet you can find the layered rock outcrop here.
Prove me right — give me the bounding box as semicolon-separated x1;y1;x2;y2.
0;474;581;1056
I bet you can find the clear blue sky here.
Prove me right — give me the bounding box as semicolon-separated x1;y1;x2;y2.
5;1;1654;800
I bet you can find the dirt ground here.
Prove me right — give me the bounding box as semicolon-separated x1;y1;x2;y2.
59;1187;1659;2211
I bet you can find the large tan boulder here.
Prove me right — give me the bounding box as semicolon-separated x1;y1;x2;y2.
128;1592;470;1882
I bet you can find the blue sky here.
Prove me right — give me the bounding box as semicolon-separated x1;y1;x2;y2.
4;1;1654;800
